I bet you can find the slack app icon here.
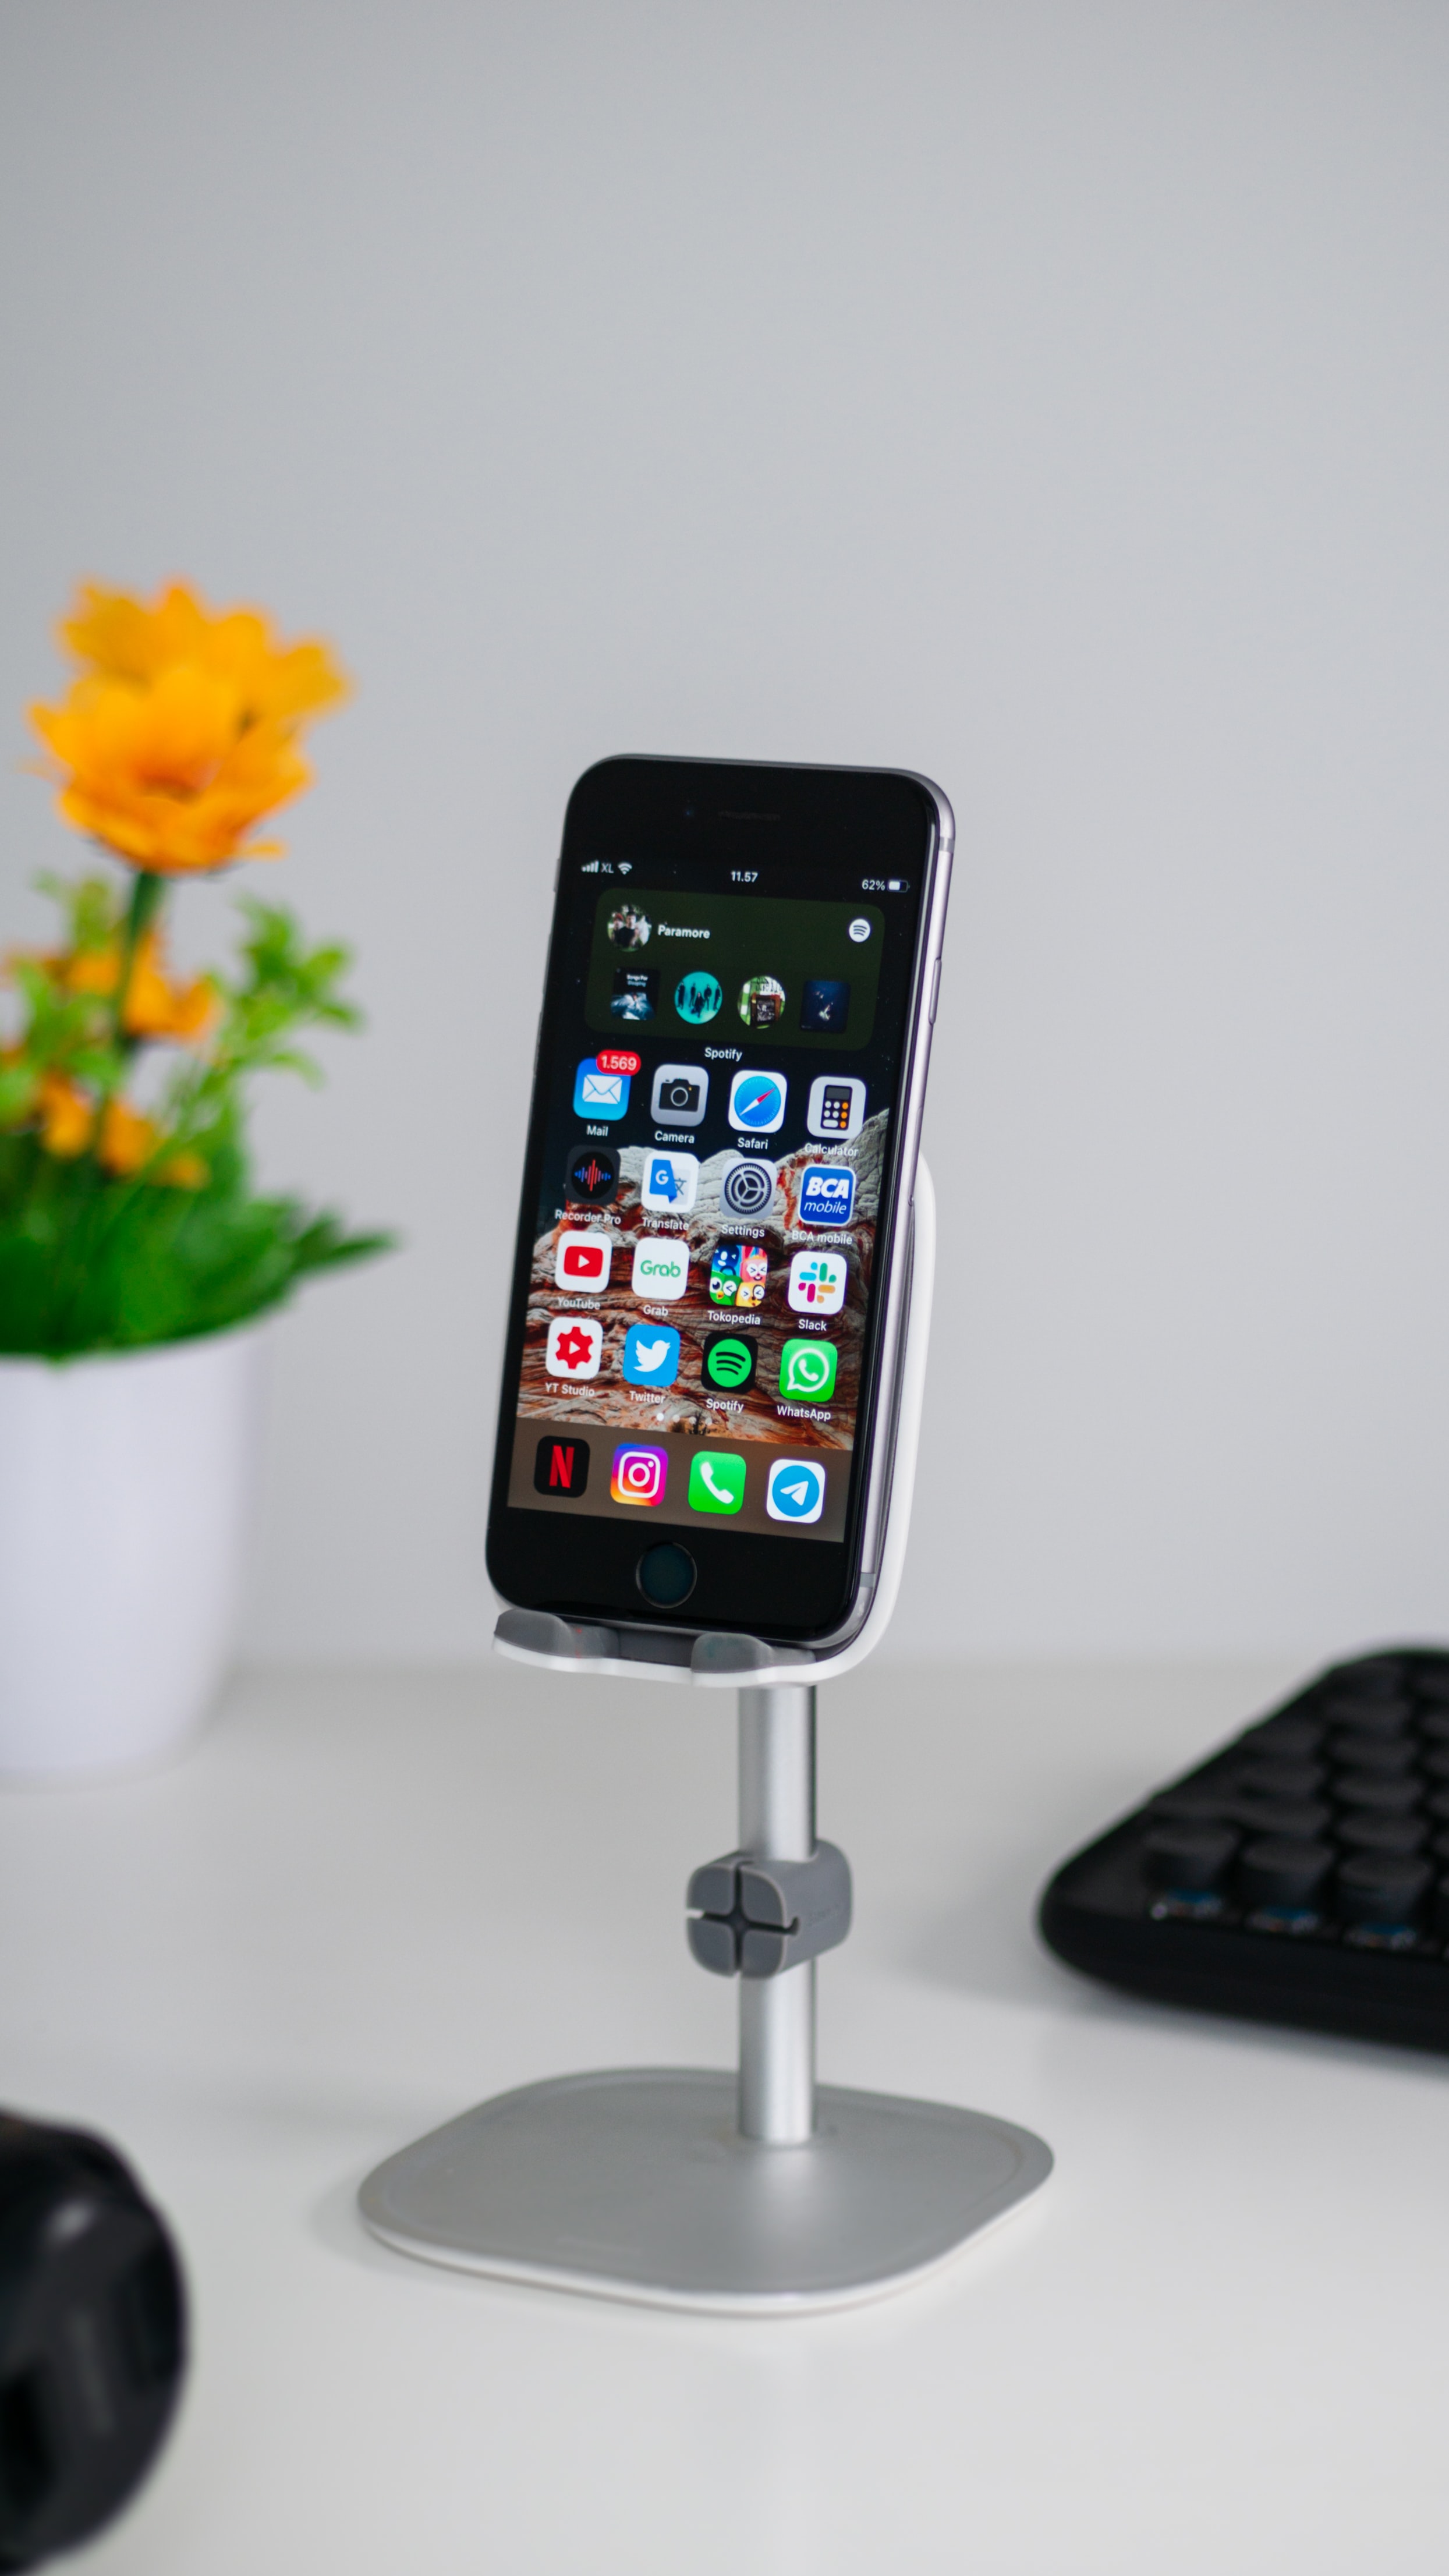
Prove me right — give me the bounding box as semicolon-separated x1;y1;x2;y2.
534;1435;590;1497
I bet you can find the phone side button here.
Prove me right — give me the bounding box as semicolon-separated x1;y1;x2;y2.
637;1543;697;1608
927;958;942;1023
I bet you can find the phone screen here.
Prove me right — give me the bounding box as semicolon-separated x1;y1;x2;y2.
488;761;943;1636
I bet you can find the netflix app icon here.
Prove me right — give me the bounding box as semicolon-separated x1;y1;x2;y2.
534;1435;590;1498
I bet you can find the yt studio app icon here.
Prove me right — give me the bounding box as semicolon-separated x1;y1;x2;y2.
545;1315;604;1379
721;1156;775;1220
554;1232;612;1292
611;1443;668;1506
631;1238;689;1301
806;1075;866;1141
767;1458;827;1524
641;1150;699;1214
728;1069;787;1135
574;1058;631;1121
788;1248;848;1314
651;1064;708;1126
798;1165;856;1228
623;1324;680;1388
779;1337;838;1402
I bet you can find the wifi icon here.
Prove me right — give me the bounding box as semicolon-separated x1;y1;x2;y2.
703;1331;757;1392
617;861;632;875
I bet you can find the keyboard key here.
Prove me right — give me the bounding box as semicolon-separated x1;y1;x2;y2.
1233;1759;1326;1801
1333;1772;1422;1813
1141;1824;1238;1892
1335;1854;1432;1932
1328;1731;1417;1773
1237;1838;1333;1910
1337;1814;1427;1855
1233;1797;1332;1839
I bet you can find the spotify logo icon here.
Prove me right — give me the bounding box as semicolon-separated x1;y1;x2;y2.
703;1331;759;1394
720;1156;776;1220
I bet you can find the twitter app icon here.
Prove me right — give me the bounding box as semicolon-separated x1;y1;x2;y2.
622;1324;681;1388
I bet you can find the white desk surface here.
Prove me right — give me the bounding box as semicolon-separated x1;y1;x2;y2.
8;1656;1449;2575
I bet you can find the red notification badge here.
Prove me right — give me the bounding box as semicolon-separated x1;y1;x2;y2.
596;1048;642;1076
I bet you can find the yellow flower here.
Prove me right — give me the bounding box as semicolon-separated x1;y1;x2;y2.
59;582;349;728
30;580;347;876
37;1072;93;1158
59;929;217;1044
96;1097;206;1188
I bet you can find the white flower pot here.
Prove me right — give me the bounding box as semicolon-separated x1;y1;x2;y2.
0;1328;261;1778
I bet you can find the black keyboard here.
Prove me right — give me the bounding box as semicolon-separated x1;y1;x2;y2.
1038;1647;1449;2054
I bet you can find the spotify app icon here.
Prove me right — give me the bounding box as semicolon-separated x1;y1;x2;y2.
703;1331;758;1394
778;1338;838;1402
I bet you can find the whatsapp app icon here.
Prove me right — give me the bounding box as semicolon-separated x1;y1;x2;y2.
779;1338;838;1403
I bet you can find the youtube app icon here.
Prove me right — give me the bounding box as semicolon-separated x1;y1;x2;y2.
554;1232;613;1291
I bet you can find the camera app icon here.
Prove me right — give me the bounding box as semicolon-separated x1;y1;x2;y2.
650;1064;709;1126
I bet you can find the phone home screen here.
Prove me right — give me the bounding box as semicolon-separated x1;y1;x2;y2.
500;848;926;1555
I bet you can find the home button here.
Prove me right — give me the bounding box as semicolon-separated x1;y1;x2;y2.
636;1543;697;1608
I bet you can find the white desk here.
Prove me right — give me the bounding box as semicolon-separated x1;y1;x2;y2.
8;1658;1449;2575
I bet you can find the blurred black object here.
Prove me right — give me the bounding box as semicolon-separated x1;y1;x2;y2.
0;2113;186;2568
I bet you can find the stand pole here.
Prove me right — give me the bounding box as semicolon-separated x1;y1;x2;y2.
737;1684;816;2145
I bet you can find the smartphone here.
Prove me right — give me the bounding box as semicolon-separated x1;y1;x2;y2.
486;757;952;1649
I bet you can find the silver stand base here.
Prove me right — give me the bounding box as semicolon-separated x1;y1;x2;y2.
359;2068;1053;2316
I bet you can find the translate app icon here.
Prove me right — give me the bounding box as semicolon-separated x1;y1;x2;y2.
766;1458;827;1525
641;1150;699;1214
623;1324;681;1388
574;1058;630;1121
689;1452;746;1515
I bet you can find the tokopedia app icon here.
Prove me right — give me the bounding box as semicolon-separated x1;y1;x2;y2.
798;1165;856;1228
689;1451;746;1514
778;1337;838;1402
623;1324;681;1387
767;1458;827;1524
728;1068;787;1134
632;1237;689;1301
611;1443;669;1505
702;1330;758;1392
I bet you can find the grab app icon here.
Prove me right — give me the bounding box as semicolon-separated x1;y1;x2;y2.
787;1248;848;1314
611;1443;668;1506
632;1238;689;1301
554;1231;613;1291
766;1458;827;1525
545;1315;605;1379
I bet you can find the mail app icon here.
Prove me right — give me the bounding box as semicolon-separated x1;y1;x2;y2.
573;1058;630;1121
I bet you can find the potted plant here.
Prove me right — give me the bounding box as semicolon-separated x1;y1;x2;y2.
0;582;388;1776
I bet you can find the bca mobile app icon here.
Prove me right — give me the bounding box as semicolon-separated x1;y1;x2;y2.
611;1444;668;1505
798;1165;856;1228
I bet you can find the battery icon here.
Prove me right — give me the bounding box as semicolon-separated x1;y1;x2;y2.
887;878;904;891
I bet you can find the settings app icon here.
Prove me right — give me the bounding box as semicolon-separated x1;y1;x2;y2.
721;1157;776;1220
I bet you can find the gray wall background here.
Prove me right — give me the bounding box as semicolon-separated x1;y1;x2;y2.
1;2;1446;1661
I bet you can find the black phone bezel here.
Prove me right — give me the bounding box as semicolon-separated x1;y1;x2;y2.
484;756;943;1645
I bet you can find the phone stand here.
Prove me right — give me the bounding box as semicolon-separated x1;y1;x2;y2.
360;1163;1053;2312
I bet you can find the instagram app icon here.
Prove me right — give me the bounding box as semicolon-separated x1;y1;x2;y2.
611;1444;668;1507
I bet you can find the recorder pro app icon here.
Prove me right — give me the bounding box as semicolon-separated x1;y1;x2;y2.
545;1316;604;1379
554;1232;613;1292
611;1443;668;1506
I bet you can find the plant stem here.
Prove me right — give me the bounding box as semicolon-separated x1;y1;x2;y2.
115;870;162;1061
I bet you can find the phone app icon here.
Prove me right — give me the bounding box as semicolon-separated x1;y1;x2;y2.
534;1435;590;1496
632;1238;689;1301
798;1165;856;1228
688;1451;747;1515
779;1338;838;1402
564;1142;619;1204
806;1075;866;1140
703;1331;758;1393
766;1458;827;1525
800;978;849;1033
728;1069;787;1135
641;1150;699;1214
787;1249;848;1314
554;1231;612;1292
623;1324;681;1387
674;971;722;1026
545;1315;605;1379
611;1443;668;1505
710;1240;768;1308
574;1058;632;1121
720;1156;776;1220
651;1064;708;1126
